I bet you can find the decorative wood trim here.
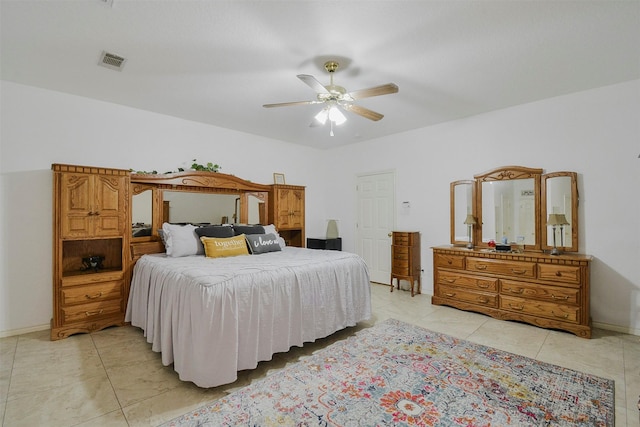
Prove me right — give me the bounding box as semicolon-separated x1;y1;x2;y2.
474;165;544;182
131;171;271;193
52;163;130;176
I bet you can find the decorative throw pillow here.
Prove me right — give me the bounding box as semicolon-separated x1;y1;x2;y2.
195;225;235;253
245;233;282;255
263;224;286;248
232;224;265;236
195;225;235;239
200;235;249;258
162;223;202;257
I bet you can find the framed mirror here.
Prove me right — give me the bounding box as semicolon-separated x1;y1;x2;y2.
131;184;158;241
450;180;475;246
542;172;578;252
475;166;542;250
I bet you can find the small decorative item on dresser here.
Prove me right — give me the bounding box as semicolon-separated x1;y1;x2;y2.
547;213;570;255
463;214;476;249
273;173;285;185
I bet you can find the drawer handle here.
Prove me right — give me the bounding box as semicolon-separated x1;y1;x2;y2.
555;271;562;277
85;310;104;317
511;269;527;275
447;260;453;265
445;293;456;297
551;294;569;301
508;304;524;311
85;292;103;300
551;311;569;319
508;288;524;294
477;283;489;289
477;297;489;304
444;278;456;283
474;264;487;270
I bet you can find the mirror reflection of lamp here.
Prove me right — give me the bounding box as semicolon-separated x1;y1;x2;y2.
464;214;476;249
547;213;570;255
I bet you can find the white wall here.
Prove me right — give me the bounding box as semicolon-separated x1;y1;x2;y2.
1;79;639;336
324;79;640;335
0;81;326;335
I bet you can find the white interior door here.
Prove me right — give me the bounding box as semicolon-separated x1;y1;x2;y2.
356;171;395;284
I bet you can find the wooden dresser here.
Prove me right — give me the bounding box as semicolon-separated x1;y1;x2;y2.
432;246;592;337
51;164;130;340
390;231;421;296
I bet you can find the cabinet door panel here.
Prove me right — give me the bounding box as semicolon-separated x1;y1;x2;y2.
60;174;93;237
94;175;127;236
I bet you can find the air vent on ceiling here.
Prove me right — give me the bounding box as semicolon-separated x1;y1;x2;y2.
98;51;126;71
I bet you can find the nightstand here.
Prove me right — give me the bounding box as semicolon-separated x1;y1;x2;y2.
306;237;342;251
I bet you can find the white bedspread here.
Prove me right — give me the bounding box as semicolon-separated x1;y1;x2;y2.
125;247;371;388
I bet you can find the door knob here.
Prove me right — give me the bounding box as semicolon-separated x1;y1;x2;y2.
388;232;392;237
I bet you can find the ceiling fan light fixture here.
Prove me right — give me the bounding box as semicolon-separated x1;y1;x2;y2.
328;105;346;125
314;108;329;125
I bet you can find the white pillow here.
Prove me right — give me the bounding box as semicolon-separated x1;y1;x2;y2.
263;224;286;248
162;223;202;257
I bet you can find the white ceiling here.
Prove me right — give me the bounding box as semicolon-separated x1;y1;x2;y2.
1;1;639;149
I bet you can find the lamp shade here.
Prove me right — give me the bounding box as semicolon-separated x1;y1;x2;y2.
464;214;476;225
547;213;570;226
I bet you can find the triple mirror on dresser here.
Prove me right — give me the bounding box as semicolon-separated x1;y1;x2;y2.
438;166;591;338
451;166;579;253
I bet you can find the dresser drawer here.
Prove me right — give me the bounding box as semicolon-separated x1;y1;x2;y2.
501;280;579;305
438;284;498;308
61;281;122;305
437;271;497;292
62;299;122;323
393;246;409;259
537;264;581;285
393;233;411;245
61;270;124;287
434;254;465;270
467;258;536;278
500;295;579;323
392;259;410;275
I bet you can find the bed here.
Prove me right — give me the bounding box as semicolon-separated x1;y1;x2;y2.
125;237;371;388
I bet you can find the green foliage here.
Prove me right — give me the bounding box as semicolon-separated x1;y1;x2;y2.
190;159;220;172
131;159;221;175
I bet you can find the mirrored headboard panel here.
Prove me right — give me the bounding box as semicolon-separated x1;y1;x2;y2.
450;166;579;253
130;171;271;242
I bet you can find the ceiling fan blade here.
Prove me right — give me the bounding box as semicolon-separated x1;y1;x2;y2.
348;83;398;100
297;74;330;94
342;104;384;121
263;100;321;108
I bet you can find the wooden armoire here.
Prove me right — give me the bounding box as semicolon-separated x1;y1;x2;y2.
51;164;130;340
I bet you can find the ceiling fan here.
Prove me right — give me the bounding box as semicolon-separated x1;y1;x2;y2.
263;61;398;135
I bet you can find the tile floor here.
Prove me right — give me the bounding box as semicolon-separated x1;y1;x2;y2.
1;283;639;426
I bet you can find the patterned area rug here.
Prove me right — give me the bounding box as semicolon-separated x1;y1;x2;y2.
161;319;614;426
